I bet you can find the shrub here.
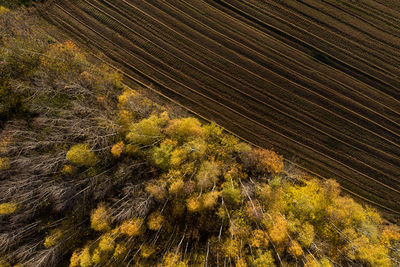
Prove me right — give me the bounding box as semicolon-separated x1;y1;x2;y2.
66;144;98;167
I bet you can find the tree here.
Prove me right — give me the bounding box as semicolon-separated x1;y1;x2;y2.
186;195;202;212
147;211;164;231
242;148;284;174
166;117;205;143
90;204;111;232
120;218;143;237
126;112;169;146
253;251;275;267
99;233;115;252
66;143;98;167
196;160;221;189
0;202;17;215
43;228;63;248
111;141;124;157
152;139;175;170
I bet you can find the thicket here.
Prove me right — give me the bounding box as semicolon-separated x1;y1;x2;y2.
0;8;399;267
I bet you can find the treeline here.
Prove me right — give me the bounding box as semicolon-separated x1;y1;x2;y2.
0;8;399;267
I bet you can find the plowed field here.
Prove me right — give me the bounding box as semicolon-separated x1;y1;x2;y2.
40;0;400;220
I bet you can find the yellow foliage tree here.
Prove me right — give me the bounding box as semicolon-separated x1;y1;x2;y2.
152;139;175;170
44;228;63;248
69;249;81;267
284;179;327;221
99;233;115;252
222;238;241;259
196;161;221;189
166;117;205;143
287;240;303;258
221;182;241;206
0;202;18;215
243;148;284;174
145;182;167;202
140;245;155;258
169;178;184;196
117;89;154;125
250;229;269;248
111;141;124;157
381;225;400;246
162;252;188;267
66;144;98;167
41;40;88;77
186;196;202;213
169;138;207;168
297;222;315;247
269;215;288;245
120;218;143;237
79;246;92;267
147;211;164;231
90;204;111;232
0;157;9;170
253;251;275;267
113;243;126;259
91;249;101;264
0;6;10;15
126;112;169;145
236;257;247;267
202;191;219;209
